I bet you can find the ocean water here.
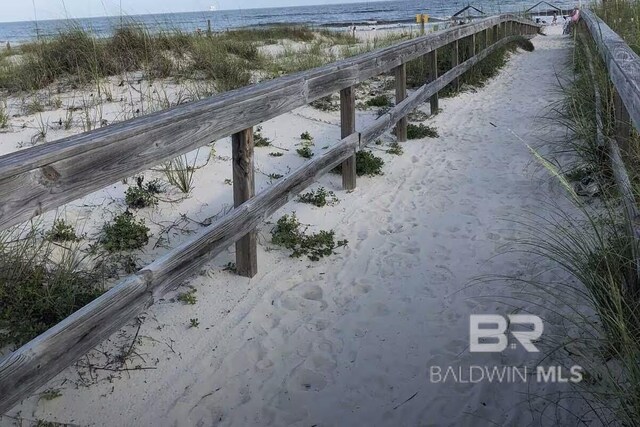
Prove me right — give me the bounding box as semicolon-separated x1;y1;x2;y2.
0;0;576;44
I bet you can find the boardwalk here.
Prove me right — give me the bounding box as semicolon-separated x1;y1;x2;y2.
4;26;580;427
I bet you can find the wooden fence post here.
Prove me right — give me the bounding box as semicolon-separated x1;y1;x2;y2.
427;49;438;115
340;86;357;190
232;128;258;278
614;89;632;156
471;33;477;56
395;63;407;142
451;39;459;91
485;28;490;49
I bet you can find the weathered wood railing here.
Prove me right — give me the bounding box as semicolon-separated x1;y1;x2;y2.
580;10;640;293
0;15;539;412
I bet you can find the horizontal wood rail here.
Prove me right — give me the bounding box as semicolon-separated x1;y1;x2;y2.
580;11;640;293
582;10;640;131
0;15;539;413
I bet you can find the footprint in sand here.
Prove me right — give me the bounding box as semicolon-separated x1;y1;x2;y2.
305;319;329;332
291;368;328;392
279;283;328;314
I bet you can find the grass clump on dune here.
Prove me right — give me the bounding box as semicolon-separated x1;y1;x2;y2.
45;219;80;242
0;227;104;348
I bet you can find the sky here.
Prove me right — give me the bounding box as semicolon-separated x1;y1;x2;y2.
0;0;383;23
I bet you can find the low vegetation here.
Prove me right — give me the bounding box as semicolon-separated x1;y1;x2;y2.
177;288;197;305
45;219;80;242
0;228;104;348
0;101;8;129
386;142;404;155
332;151;385;177
271;213;348;261
101;212;151;252
298;187;339;207
125;186;158;209
596;0;640;53
407;123;439;139
253;126;272;147
0;24;363;95
366;95;390;108
296;145;314;159
162;155;197;194
515;13;640;424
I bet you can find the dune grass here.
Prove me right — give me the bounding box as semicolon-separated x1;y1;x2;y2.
0;225;105;349
595;0;640;54
507;15;640;424
593;0;640;202
0;23;363;95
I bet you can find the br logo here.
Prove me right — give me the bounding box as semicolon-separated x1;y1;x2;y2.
469;315;543;353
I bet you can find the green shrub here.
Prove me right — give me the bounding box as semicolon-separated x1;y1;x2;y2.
297;145;314;159
177;288;197;305
253;126;272;147
310;95;339;112
300;131;313;141
269;152;284;157
332;151;385;176
298;187;339;207
387;142;404;155
45;219;80;242
366;95;390;107
271;213;347;261
125;177;163;209
125;187;156;209
407;123;439;139
101;212;150;252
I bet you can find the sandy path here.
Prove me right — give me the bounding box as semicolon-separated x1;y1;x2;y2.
3;26;581;427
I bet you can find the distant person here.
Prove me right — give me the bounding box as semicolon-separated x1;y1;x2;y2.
571;7;580;23
552;12;558;25
564;8;580;34
5;42;9;52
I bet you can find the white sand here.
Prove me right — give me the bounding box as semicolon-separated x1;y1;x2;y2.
1;25;590;426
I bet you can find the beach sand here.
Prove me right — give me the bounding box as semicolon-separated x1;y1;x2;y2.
0;24;589;426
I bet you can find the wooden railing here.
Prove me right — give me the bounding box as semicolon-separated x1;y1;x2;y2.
0;15;539;412
580;10;640;293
